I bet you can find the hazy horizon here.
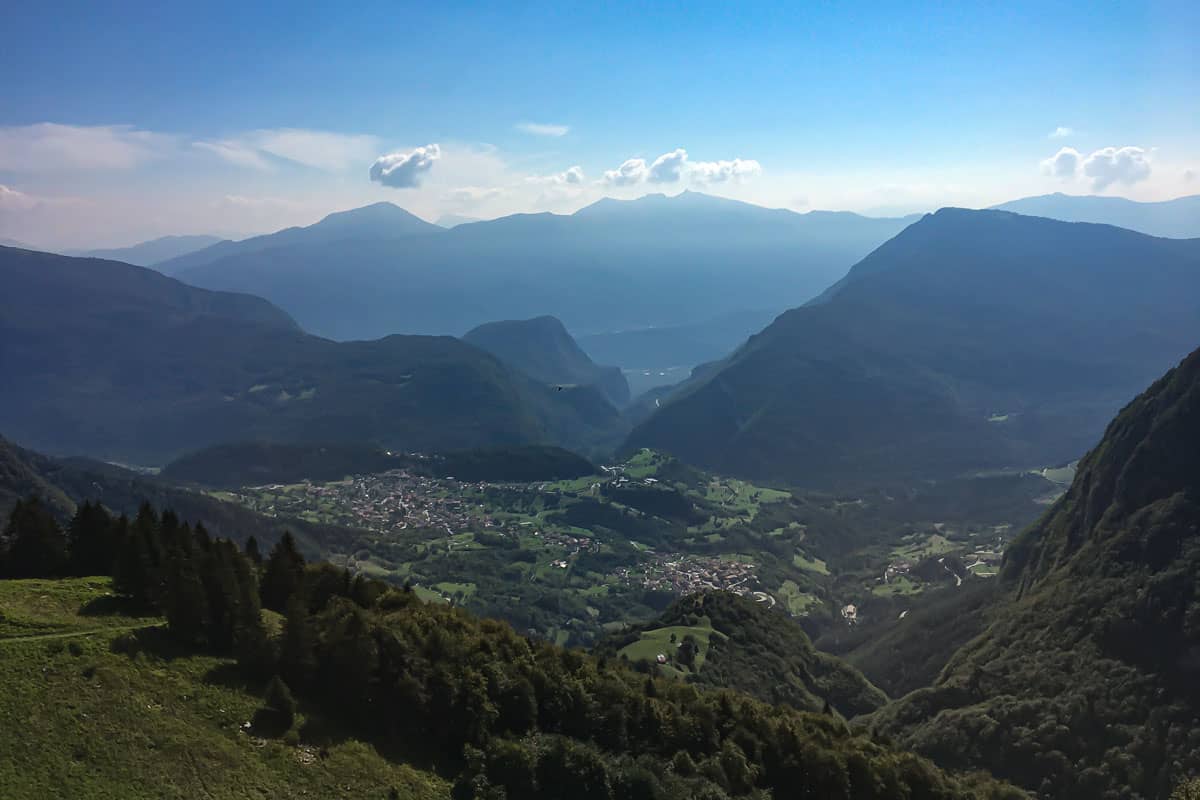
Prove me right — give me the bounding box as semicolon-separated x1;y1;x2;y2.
2;1;1197;249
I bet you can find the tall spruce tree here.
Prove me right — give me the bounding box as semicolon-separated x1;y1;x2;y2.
1;497;69;578
67;500;115;576
260;531;306;612
280;594;317;690
164;525;208;646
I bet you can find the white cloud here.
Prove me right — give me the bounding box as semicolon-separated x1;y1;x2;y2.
689;157;763;184
0;123;175;171
601;157;649;186
1040;145;1153;190
1185;169;1196;183
648;148;689;183
216;194;298;210
248;129;381;171
1049;126;1074;139
527;165;585;185
0;184;38;211
1083;146;1151;190
446;186;503;206
1041;147;1082;180
604;148;763;186
194;140;273;171
196;129;380;171
516;122;570;137
369;144;442;188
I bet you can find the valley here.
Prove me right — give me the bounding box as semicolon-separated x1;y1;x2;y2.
205;447;1057;651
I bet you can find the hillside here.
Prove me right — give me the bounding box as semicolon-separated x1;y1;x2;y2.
992;192;1200;238
156;202;443;276
871;346;1200;798
464;315;630;406
603;592;888;718
0;435;75;520
0;246;622;464
67;234;224;267
628;209;1200;485
170;192;915;341
0;578;448;800
0;511;1021;800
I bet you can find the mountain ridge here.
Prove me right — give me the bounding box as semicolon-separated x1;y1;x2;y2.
0;246;622;464
991;192;1200;238
627;208;1200;485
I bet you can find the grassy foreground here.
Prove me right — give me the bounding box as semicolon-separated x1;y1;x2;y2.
0;577;448;800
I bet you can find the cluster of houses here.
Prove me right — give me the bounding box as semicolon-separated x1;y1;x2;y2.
237;470;492;536
619;553;758;597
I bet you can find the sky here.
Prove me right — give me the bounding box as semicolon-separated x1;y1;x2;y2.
1;0;1197;248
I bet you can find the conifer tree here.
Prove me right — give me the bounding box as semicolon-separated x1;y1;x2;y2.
260;531;306;612
164;531;208;646
112;514;153;607
66;500;115;576
244;535;263;566
264;675;298;730
1;497;69;577
232;548;273;677
280;594;317;689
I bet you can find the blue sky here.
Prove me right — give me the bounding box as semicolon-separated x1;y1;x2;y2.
1;0;1197;247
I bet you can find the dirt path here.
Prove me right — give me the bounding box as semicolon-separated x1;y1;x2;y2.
0;623;154;645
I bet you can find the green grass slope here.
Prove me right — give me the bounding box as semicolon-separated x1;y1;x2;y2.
0;577;448;800
605;591;888;718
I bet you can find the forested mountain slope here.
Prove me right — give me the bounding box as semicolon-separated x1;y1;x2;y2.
465;315;630;406
0;501;1022;799
628;209;1200;485
0;247;621;464
603;592;889;718
872;345;1200;799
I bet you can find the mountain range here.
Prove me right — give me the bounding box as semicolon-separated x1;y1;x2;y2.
66;234;225;266
628;208;1200;485
991;192;1200;238
0;246;622;464
161;192;917;342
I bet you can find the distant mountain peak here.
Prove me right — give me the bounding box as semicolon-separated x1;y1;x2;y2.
315;201;435;229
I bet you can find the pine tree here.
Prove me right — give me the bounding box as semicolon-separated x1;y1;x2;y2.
200;540;241;651
280;594;316;690
232;548;273;677
112;515;154;607
1;497;69;577
130;503;165;605
244;535;263;566
260;531;306;612
67;501;115;576
264;674;298;730
164;532;208;647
